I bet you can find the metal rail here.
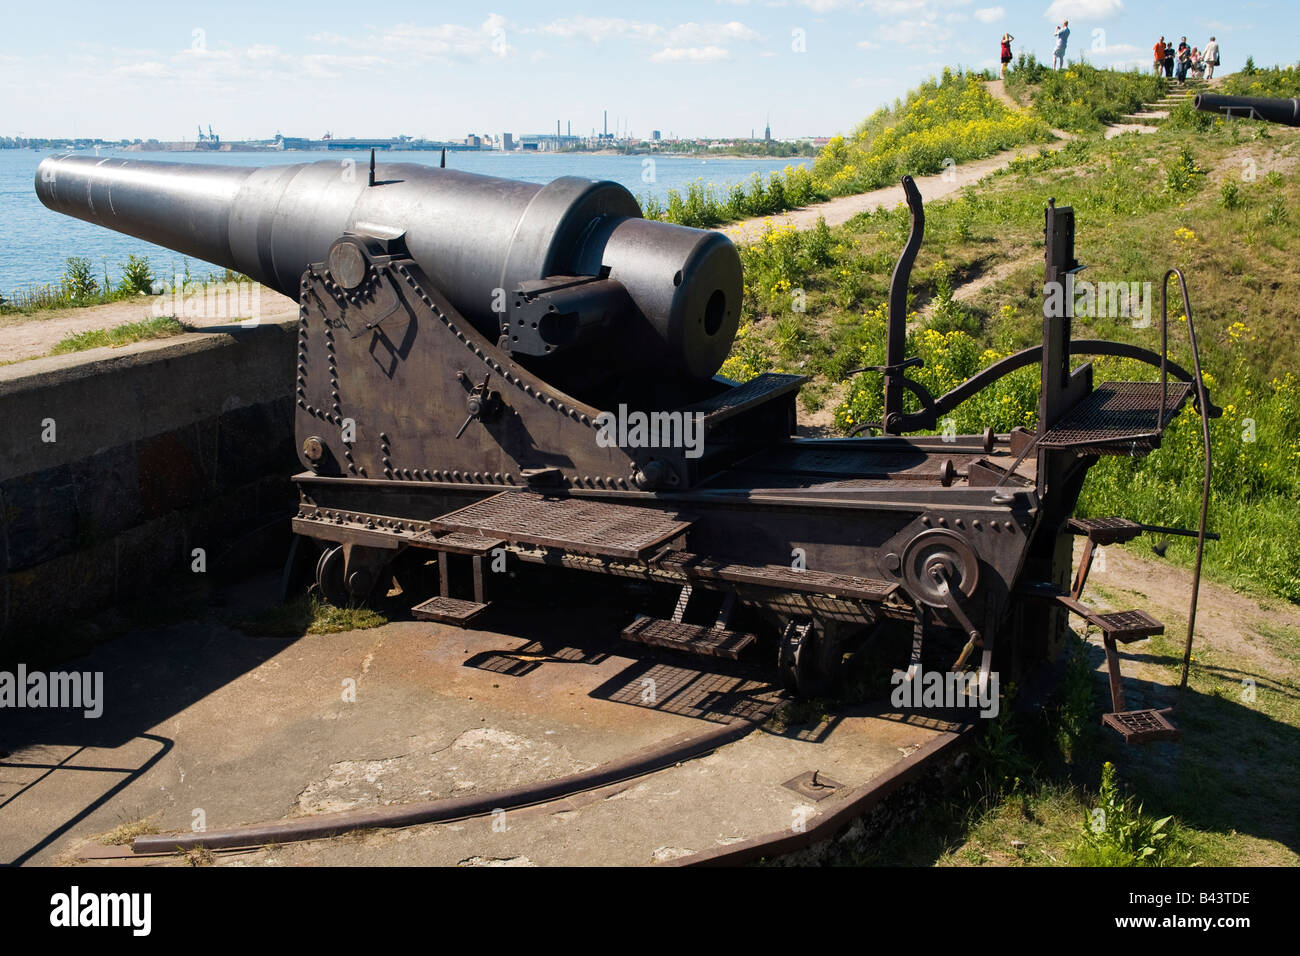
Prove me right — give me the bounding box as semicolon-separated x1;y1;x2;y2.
850;340;1216;438
1162;269;1213;697
131;708;772;854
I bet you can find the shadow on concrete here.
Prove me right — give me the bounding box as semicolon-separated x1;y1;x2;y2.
0;574;300;864
2;734;173;865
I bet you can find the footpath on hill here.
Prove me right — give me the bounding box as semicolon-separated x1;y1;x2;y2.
724;75;1195;243
724;81;1073;243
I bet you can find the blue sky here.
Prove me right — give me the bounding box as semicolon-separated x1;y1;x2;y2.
1;1;1291;141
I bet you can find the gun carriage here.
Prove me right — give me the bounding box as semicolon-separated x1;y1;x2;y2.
37;150;1218;743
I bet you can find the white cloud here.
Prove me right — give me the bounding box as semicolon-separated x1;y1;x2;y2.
799;0;858;11
650;46;732;62
888;13;952;54
112;61;170;78
536;16;661;42
857;39;881;49
310;16;514;61
1043;0;1124;21
536;17;757;46
974;7;1006;23
670;21;760;44
865;0;974;14
850;75;895;88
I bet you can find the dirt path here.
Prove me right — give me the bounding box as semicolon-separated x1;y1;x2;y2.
722;140;1067;243
724;81;1075;244
0;286;298;364
1078;541;1300;683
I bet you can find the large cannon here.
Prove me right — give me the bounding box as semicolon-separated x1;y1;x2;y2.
35;156;741;393
1194;92;1300;126
37;155;1215;743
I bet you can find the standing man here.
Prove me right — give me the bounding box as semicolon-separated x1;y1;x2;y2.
1204;36;1219;80
1164;39;1174;78
1153;37;1166;77
1176;37;1190;83
1053;20;1070;69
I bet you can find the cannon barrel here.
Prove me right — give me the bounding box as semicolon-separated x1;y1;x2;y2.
1194;92;1300;127
34;155;741;380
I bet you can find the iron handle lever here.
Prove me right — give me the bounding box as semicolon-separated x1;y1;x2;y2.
455;373;494;439
845;356;923;379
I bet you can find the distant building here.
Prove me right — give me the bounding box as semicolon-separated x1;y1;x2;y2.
466;134;482;148
652;130;661;141
502;133;514;151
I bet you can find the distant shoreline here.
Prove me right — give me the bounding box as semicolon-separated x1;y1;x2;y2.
1;144;816;161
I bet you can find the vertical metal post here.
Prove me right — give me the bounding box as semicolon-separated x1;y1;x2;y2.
884;176;924;434
1071;538;1096;599
1040;199;1079;432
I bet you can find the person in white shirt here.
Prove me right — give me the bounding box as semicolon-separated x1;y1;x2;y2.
1204;37;1219;80
1053;21;1070;69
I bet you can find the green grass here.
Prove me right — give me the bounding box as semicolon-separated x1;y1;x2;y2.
839;618;1299;868
1;256;251;315
234;594;387;638
1005;56;1167;132
1222;62;1300;98
49;315;191;354
811;68;1054;194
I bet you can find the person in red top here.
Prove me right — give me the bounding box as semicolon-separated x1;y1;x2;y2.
1153;37;1166;77
1000;32;1014;79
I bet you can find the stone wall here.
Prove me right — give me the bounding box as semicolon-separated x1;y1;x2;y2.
0;320;299;661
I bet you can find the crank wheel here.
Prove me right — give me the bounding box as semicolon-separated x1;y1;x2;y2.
901;529;979;608
314;544;350;607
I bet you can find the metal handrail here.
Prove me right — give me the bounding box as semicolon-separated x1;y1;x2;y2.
1161;269;1213;698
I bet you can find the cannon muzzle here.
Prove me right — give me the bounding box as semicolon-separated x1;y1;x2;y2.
35;155;741;381
1194;92;1300;126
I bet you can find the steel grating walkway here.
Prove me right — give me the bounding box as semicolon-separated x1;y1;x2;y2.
1039;381;1192;454
432;490;692;560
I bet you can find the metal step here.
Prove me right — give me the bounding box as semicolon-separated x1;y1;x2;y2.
621;616;757;660
410;530;505;555
1039;381;1192;455
432;491;692;560
1103;708;1182;744
412;595;490;625
1092;609;1164;644
1068;516;1144;545
1015;581;1164;642
681;372;807;428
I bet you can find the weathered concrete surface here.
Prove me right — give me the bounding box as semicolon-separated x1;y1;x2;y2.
0;574;959;867
0;320;298;656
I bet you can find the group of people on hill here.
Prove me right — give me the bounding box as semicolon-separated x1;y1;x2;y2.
996;25;1221;84
1154;36;1219;82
